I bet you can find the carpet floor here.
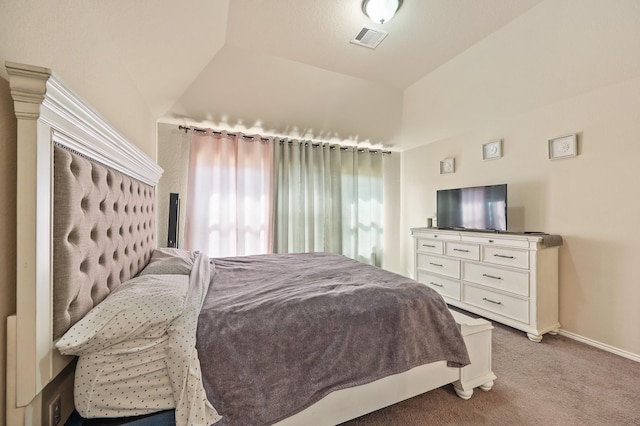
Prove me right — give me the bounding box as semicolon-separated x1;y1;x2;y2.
341;314;640;426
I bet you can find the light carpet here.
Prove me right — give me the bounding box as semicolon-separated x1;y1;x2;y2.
342;314;640;425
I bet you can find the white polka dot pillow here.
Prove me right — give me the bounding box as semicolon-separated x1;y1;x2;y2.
56;274;189;356
137;247;197;276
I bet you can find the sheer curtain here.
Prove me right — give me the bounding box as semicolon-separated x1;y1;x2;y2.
343;147;384;265
273;140;384;266
184;131;274;257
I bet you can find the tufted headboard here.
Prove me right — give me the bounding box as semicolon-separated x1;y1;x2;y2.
53;145;156;339
6;61;163;423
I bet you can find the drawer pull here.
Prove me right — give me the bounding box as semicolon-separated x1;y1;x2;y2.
422;244;436;248
482;297;503;305
482;273;503;280
429;262;443;267
429;282;443;287
494;254;515;259
453;248;470;253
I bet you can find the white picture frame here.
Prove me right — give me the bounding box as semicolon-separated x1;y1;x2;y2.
548;134;577;160
483;139;502;160
440;157;455;174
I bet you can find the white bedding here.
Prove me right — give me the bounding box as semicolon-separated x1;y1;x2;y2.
57;249;220;425
73;335;175;417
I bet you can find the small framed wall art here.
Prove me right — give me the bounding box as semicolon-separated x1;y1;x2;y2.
483;139;502;160
548;134;577;160
440;157;455;174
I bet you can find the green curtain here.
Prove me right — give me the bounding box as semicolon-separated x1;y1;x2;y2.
273;140;384;266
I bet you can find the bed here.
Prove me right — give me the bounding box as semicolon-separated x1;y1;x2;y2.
5;61;496;426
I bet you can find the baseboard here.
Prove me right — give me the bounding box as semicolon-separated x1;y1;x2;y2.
558;329;640;363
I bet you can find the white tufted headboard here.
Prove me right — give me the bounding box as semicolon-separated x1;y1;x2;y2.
6;61;163;424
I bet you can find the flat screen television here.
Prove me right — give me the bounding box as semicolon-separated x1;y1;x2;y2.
436;184;507;231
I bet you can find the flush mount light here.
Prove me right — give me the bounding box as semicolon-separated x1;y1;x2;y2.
362;0;403;25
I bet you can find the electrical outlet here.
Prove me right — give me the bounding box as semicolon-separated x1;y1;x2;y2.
48;394;62;426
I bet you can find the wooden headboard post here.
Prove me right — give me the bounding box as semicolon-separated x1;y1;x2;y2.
5;62;163;424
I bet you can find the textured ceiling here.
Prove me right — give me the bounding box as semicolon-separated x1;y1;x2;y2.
1;0;545;149
223;0;542;90
165;0;543;148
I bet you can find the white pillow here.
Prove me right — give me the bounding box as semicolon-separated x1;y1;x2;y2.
56;274;189;356
138;248;197;276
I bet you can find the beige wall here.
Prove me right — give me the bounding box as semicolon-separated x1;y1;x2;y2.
397;0;640;357
0;77;17;425
401;0;640;151
156;123;191;249
0;3;157;159
381;153;402;274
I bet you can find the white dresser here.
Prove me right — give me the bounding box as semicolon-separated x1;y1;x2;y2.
411;227;562;342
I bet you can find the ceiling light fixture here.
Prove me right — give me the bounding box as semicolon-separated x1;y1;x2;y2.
362;0;403;25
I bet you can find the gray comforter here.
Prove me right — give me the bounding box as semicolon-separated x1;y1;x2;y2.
196;252;470;425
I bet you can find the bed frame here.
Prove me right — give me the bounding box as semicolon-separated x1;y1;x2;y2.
5;61;495;426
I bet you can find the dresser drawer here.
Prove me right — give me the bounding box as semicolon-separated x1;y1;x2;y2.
417;271;461;300
416;238;444;254
463;284;529;323
483;246;529;269
463;235;530;248
416;254;460;279
416;231;460;241
463;263;529;297
445;242;480;261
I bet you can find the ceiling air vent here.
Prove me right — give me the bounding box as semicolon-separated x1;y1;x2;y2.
350;26;388;49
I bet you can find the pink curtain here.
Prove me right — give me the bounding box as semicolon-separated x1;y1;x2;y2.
184;131;274;257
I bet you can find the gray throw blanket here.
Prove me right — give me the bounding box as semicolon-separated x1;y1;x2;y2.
196;253;470;425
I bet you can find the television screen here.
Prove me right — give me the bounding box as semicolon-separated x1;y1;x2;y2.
437;184;507;231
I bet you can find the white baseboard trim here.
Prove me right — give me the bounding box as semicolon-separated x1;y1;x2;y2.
558;329;640;363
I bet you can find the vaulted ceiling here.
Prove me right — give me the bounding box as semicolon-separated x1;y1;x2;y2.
168;0;543;148
1;0;543;150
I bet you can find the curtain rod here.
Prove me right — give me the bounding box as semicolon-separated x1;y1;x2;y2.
178;125;270;142
178;125;391;154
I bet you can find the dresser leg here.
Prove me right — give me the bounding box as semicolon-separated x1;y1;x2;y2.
479;380;494;391
453;385;473;400
527;332;543;342
548;329;559;335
